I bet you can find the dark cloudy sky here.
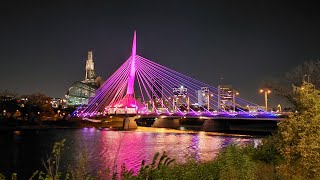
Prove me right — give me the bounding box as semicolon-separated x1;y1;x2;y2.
1;0;320;107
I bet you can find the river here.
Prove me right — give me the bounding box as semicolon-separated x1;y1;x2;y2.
0;127;261;178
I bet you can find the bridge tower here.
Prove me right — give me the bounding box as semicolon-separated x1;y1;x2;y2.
127;31;137;95
107;31;144;114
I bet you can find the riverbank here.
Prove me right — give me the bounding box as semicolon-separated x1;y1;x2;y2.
0;117;125;131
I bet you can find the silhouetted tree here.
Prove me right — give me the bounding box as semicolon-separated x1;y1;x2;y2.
268;60;320;109
20;93;54;120
0;89;18;98
286;60;320;87
0;90;19;119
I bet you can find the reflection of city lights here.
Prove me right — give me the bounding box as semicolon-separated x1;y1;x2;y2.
78;126;257;175
198;131;206;136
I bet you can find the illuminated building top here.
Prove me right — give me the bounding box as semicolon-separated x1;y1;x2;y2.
83;51;96;84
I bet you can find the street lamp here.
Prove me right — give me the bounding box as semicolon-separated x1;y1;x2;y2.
233;90;239;111
277;104;282;112
172;97;179;112
203;93;213;111
259;88;271;111
183;95;190;112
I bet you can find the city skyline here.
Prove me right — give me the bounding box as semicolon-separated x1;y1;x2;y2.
1;1;320;108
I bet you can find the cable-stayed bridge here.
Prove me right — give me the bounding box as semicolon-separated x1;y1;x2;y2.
72;32;285;131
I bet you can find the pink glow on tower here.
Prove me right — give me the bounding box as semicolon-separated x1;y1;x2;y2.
126;31;136;95
107;31;144;114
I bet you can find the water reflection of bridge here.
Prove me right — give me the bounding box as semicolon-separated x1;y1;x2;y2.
73;31;285;131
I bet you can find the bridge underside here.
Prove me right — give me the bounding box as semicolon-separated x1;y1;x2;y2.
135;116;281;133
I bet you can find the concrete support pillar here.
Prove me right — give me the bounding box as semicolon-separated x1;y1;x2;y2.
202;119;228;132
152;118;180;129
123;116;138;130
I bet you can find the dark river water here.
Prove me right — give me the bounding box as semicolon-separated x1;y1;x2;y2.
0;127;260;178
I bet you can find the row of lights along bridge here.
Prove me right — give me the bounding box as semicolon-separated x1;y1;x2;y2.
143;85;274;113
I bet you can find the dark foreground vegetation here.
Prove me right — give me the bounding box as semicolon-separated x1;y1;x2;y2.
1;82;319;179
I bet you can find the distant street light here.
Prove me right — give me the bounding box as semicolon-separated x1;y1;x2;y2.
233;90;240;111
207;93;213;111
259;88;271;111
183;95;190;112
277;104;282;112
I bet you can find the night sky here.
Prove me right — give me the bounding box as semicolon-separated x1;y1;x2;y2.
1;0;320;107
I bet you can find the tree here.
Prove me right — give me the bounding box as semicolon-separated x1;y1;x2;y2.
268;60;320;109
276;82;320;179
0;89;18;98
20;93;55;120
285;60;320;88
0;90;19;119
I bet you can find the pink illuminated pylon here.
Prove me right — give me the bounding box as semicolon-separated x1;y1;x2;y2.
126;31;136;95
106;31;144;114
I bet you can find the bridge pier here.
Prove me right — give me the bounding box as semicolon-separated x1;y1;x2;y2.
123;116;138;130
227;119;278;132
202;119;228;132
152;118;180;129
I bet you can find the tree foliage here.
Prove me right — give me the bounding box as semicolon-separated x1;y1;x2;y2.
212;145;256;180
20;93;54;118
0;89;18;98
252;135;283;165
277;82;320;179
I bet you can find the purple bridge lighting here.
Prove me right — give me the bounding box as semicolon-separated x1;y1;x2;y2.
73;32;285;119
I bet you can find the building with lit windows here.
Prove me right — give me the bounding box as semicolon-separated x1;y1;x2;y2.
65;51;102;106
218;85;234;111
196;87;209;107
